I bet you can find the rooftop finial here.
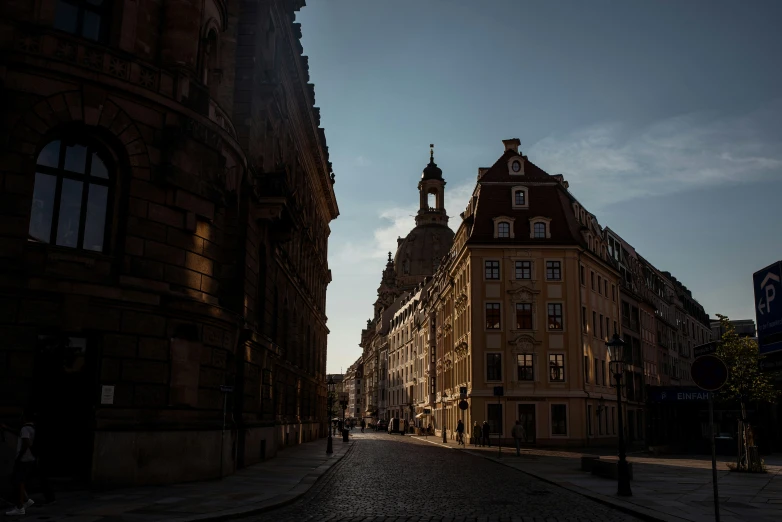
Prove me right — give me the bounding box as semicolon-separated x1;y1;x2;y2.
388;251;392;262
430;143;434;163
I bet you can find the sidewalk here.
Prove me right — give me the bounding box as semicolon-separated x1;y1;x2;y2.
411;436;782;522
4;436;353;522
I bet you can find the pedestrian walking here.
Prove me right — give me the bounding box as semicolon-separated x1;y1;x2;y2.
512;419;526;456
456;419;465;446
482;420;491;447
360;419;365;433
5;410;37;516
473;421;482;447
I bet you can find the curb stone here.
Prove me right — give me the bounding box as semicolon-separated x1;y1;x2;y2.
409;436;685;522
164;440;357;522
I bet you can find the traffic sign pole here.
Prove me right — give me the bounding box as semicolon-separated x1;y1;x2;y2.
709;395;721;522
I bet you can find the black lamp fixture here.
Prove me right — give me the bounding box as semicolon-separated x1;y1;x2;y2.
605;333;632;497
326;375;335;454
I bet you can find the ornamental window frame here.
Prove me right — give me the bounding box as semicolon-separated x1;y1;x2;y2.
493;216;516;239
529;216;552;239
511;185;529;209
507;156;525;176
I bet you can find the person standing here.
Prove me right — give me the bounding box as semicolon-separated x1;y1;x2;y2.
5;411;37;516
482;420;491;447
512;419;526;456
360;419;365;433
473;421;482;447
456;419;465;446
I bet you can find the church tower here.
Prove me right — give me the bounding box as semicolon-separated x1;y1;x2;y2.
416;144;449;227
393;145;455;291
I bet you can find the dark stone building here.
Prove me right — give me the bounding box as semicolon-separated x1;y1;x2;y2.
0;0;338;487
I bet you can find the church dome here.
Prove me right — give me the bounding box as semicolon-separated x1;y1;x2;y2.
421;143;443;180
394;223;454;287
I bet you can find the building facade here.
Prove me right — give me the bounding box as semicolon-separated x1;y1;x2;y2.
353;138;714;449
0;0;337;487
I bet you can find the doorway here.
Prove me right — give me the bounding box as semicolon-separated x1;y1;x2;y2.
518;404;536;444
31;334;96;484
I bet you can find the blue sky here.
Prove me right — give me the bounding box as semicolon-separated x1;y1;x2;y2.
296;0;782;374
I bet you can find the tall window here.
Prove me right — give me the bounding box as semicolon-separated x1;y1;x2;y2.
582;307;587;333
514;190;525;206
515;260;531;280
546;261;561;280
551;404;567;435
515;303;532;329
486;353;502;381
600;314;604;338
592;312;597;336
587;405;593;436
487;403;503;434
597;275;602;294
54;0;112;42
533;222;546;238
548;303;563;330
549;354;565;382
29;138;113;252
580;265;585;285
594;358;599;386
498;222;510;238
517;354;534;381
486;303;501;329
584;355;589;383
485;260;500;280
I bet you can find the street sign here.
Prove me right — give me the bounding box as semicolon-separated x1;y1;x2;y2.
691;355;728;392
459;400;468;410
219;385;234;393
459;386;467;399
754;261;782;356
648;387;713;402
423;408;431;415
493;386;504;397
694;341;718;358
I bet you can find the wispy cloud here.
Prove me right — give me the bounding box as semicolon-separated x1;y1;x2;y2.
528;100;782;210
353;155;372;167
333;181;476;267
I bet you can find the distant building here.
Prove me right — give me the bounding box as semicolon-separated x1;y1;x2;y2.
711;319;757;340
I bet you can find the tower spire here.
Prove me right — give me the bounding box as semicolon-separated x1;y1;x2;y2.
430;143;434;163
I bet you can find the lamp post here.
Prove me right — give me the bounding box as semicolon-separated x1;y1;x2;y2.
339;391;349;442
606;333;632;497
326;376;335;454
442;392;448;443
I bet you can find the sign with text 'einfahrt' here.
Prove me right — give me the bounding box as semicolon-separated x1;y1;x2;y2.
754;261;782;356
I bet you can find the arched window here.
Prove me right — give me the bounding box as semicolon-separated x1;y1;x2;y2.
514;190;525;206
498;222;511;238
29;137;114;252
533;222;547;238
201;28;221;99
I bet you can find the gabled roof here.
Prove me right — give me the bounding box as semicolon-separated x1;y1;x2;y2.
466;149;585;246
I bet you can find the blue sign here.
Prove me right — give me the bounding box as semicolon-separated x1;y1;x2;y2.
754;261;782;355
648;387;713;403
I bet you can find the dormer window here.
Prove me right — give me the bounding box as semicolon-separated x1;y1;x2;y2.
529;217;552;239
507;156;525;176
511;186;529;209
493;216;516;238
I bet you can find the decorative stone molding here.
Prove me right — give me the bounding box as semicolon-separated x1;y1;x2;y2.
508;333;541;354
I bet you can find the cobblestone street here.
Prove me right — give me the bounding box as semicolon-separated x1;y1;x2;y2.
244;432;641;522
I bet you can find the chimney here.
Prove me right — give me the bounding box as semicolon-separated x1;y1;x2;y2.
502;138;521;153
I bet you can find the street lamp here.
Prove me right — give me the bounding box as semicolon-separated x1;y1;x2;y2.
338;391;349;442
326;376;335;454
606;333;632;497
